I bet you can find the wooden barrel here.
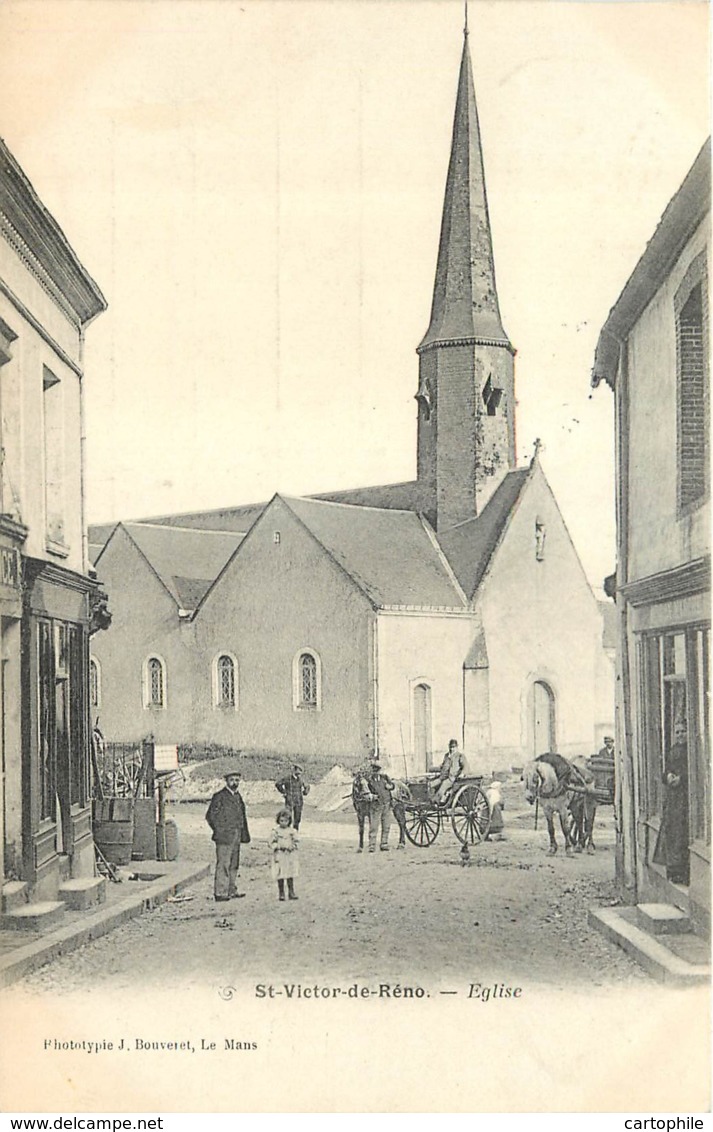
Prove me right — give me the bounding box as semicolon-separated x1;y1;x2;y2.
93;799;135;865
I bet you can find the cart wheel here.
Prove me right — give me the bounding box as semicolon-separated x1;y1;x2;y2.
403;803;440;847
451;784;491;845
110;751;144;798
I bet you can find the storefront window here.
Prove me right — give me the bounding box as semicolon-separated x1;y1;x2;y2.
68;625;88;807
37;618;89;822
38;620;55;821
642;625;710;847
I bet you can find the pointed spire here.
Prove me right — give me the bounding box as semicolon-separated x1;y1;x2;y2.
418;31;511;353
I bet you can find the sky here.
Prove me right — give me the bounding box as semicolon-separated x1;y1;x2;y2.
0;0;709;589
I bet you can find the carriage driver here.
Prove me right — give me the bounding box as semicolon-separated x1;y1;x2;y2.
433;739;466;803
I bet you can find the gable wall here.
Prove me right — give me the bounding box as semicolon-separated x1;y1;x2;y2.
193;498;374;760
477;467;613;765
375;609;479;777
90;528;191;743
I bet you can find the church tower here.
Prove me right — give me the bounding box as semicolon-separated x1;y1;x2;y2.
416;26;516;532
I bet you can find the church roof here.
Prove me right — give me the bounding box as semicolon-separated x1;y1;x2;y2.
418;34;511;354
312;480;426;511
87;481;425;561
438;467;530;599
99;522;244;612
281;496;466;610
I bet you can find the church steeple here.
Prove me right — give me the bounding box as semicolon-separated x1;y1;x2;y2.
419;30;510;353
416;26;516;533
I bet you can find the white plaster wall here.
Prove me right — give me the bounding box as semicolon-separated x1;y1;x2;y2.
626;219;711;582
90;528;192;744
0;237;85;574
375;609;478;776
478;465;608;769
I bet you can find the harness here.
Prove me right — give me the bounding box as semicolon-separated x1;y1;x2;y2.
533;757;588;801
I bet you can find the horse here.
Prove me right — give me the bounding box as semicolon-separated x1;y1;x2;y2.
522;755;582;856
351;771;373;853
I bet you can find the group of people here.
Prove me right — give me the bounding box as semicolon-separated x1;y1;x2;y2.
204;742;508;902
205;762;308;904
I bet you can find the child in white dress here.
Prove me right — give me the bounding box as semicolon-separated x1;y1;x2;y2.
270;809;299;901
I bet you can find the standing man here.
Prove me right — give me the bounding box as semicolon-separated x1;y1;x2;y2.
275;763;310;831
365;762;395;852
206;769;250;902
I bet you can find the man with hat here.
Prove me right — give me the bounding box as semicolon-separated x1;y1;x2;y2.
364;760;395;852
433;739;466;804
275;763;310;831
206;768;250;902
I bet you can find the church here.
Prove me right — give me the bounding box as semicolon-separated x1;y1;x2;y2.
89;30;614;776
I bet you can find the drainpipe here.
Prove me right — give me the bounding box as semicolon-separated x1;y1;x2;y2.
600;327;638;901
79;325;88;577
371;613;379;758
78;304;104;579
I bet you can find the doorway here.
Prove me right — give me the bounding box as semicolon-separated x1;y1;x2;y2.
533;680;556;756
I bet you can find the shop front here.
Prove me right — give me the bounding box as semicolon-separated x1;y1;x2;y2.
627;564;711;932
22;559;95;900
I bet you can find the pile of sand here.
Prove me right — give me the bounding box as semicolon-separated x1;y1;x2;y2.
306;765;354;812
167;762;355;809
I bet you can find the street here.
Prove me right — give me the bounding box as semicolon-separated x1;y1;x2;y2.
17;791;649;994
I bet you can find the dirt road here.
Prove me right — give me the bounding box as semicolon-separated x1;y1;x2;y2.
19;794;648;994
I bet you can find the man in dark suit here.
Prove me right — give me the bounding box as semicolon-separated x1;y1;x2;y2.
275;763;310;830
206;770;250;902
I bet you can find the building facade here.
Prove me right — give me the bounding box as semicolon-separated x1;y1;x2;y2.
0;140;106;900
90;32;614;776
592;139;711;931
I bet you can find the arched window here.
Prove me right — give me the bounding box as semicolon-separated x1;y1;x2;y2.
292;648;322;711
213;653;237;709
143;656;166;709
89;656;101;709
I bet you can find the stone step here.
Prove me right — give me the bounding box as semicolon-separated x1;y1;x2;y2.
637;902;691;935
59;877;106;912
1;901;66;932
589;905;710;985
1;881;29;913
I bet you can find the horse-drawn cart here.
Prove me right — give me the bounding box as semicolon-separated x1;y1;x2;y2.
402;776;491;847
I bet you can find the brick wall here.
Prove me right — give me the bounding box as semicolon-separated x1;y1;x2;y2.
677;279;709;510
417;341;515;531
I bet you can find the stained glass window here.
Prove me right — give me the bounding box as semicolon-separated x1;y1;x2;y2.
300;653;317;707
147;657;164;707
217;655;235;706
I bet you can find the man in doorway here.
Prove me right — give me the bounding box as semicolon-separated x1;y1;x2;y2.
206;769;250;902
433;739;465;804
653;717;690;885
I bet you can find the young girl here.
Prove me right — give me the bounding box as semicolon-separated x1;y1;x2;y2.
269;808;299;901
